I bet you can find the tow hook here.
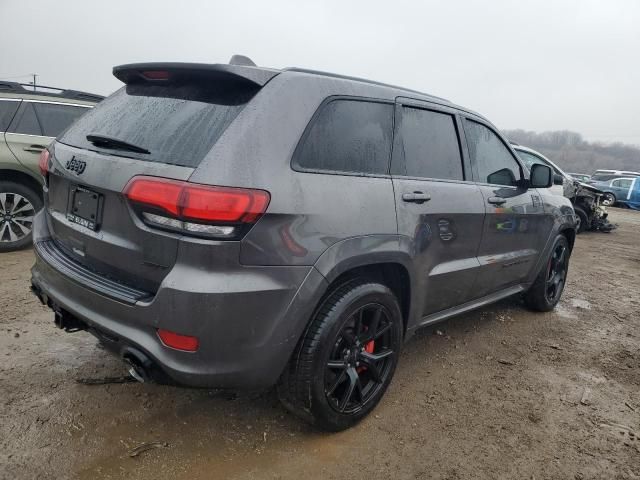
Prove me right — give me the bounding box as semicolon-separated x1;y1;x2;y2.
53;309;85;333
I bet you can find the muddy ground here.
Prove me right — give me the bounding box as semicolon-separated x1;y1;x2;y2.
1;209;639;480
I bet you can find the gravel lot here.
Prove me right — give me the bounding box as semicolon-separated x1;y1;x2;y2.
1;209;639;480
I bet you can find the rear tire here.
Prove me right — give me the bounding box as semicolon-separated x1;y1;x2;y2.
0;181;42;252
524;234;570;312
278;279;403;431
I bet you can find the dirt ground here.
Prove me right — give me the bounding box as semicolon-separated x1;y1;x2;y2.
1;209;639;480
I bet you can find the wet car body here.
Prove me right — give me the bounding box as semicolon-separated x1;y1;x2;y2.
30;59;576;429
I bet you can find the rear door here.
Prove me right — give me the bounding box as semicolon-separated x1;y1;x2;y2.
611;178;633;201
391;99;485;316
0;99;21;169
5;100;89;177
462;118;552;297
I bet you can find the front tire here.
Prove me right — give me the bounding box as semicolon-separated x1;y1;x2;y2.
0;181;42;252
524;234;571;312
574;206;589;234
278;279;403;431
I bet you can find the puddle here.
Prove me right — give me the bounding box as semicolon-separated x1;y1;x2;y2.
555;303;578;319
570;299;591;310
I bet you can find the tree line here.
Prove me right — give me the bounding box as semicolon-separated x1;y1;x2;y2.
503;129;640;174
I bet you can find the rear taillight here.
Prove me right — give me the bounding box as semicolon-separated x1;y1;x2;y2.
39;149;50;178
123;176;270;239
141;70;170;81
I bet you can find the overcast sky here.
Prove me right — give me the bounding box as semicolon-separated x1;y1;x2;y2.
2;0;639;145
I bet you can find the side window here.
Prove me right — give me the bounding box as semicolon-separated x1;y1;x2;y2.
32;103;88;137
395;107;463;180
7;102;42;136
618;179;633;189
294;99;393;175
464;120;521;187
0;100;20;131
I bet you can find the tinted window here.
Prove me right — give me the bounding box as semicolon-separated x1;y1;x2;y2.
464;120;521;186
33;102;88;137
0;100;20;131
60;83;253;167
295;99;393;175
592;174;617;182
8;102;41;136
396;107;463;180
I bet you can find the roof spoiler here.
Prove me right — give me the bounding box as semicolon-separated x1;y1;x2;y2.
113;62;279;89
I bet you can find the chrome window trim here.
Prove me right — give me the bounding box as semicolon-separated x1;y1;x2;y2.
23;99;92;108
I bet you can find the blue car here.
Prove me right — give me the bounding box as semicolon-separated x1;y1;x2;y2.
589;177;636;206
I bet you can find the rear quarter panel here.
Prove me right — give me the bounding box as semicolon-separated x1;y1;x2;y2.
188;73;400;267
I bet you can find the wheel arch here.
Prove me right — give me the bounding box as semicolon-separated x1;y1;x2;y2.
312;237;414;333
0;169;43;199
560;226;576;252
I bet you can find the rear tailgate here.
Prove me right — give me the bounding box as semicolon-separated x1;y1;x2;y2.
43;63;275;294
45;143;193;293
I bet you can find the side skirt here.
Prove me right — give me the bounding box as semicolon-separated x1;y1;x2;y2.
406;284;528;338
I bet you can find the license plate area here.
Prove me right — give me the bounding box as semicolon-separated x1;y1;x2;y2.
66;186;103;231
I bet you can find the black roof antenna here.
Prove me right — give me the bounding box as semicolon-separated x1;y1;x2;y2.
229;55;257;67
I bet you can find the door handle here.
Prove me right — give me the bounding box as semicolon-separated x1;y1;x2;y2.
23;145;46;153
487;196;507;205
402;192;431;203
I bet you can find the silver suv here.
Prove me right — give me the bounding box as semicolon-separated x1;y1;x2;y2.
0;82;102;251
30;59;576;430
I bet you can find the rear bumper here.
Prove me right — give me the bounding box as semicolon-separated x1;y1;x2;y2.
30;211;328;389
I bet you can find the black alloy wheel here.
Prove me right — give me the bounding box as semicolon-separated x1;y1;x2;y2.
545;241;568;304
324;303;395;414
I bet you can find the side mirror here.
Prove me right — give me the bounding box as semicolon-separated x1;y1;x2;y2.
553;174;564;186
530;164;553;188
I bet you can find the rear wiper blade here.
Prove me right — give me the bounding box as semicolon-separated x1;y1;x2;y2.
86;134;150;154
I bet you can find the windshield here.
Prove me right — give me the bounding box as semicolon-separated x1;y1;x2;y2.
59;83;255;167
515;149;562;176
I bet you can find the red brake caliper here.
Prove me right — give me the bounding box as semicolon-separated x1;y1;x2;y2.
365;341;375;353
357;340;375;373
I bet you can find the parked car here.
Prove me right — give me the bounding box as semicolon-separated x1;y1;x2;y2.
0;82;103;251
567;172;591;182
588;177;636;206
512;145;613;233
30;58;576;431
592;169;640;177
589;170;640;183
512;145;573;197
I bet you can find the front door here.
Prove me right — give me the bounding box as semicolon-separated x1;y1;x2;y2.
461;118;553;298
391;100;485;317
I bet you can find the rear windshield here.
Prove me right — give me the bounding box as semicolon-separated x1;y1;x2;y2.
59;83;254;167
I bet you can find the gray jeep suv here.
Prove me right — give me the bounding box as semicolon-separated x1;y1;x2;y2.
30;59;576;431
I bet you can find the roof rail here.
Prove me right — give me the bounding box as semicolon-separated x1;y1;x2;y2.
284;67;451;103
0;81;104;103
